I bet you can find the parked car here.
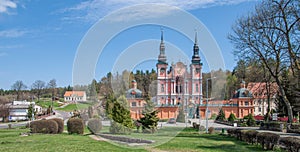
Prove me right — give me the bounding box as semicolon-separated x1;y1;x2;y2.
167;118;176;124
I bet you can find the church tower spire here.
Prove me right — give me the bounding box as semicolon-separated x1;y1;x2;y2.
158;28;167;64
192;31;201;64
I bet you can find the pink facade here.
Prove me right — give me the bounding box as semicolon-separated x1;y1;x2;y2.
156;31;202;118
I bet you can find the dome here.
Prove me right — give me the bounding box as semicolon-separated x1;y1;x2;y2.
126;88;143;98
233;88;253;98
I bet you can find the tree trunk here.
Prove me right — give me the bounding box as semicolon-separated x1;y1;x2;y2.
276;78;293;123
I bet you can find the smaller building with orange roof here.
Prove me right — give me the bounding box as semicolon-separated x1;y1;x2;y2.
64;91;87;102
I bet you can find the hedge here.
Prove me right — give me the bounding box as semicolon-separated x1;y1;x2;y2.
50;118;64;134
287;123;300;134
67;118;84;135
279;137;300;152
257;132;280;150
30;119;58;134
227;129;280;151
260;122;284;132
244;130;258;144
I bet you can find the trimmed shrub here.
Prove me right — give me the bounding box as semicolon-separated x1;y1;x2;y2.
50;118;64;134
235;129;243;140
30;119;58;134
287;123;300;133
279;137;300;152
227;128;235;137
244;130;258;144
257;132;279;150
240;130;248;141
67;118;84;135
260;122;284;132
87;118;102;134
208;127;214;134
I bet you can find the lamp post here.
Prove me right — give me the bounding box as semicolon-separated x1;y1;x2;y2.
206;77;216;133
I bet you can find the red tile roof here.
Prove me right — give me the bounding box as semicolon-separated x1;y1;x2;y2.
64;91;86;97
247;82;278;99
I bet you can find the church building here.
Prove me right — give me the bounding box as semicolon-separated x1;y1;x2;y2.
156;30;202;118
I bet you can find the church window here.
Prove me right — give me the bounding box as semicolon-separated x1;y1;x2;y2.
196;84;199;92
161;84;165;92
132;102;137;107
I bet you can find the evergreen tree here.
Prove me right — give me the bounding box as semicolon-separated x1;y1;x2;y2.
246;114;256;126
138;110;159;133
106;95;134;134
176;106;185;123
216;108;226;121
138;99;159;133
27;104;35;120
228;113;236;122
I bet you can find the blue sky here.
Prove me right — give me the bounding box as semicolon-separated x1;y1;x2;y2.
0;0;259;90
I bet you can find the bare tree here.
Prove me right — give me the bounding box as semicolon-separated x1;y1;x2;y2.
229;0;299;122
47;79;57;110
11;80;27;100
31;80;45;101
0;96;10;122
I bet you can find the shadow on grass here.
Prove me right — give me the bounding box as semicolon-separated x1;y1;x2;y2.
194;134;264;152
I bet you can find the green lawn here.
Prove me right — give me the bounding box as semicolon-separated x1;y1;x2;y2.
0;126;285;152
0;128;140;152
55;103;93;112
35;99;61;108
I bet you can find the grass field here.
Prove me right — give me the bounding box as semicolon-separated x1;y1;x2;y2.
35;100;61;108
55;102;93;112
0;127;284;152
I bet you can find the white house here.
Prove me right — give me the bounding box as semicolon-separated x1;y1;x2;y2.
64;91;87;102
9;101;42;121
247;82;278;116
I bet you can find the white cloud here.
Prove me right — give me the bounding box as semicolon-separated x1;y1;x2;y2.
61;0;257;23
0;29;28;38
0;0;17;13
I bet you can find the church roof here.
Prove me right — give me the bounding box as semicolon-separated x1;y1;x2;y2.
126;88;143;98
232;88;253;98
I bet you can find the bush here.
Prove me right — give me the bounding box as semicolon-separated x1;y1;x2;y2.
279;137;300;152
87;118;102;134
208;127;214;134
287;123;300;133
240;130;248;141
260;122;284;132
67;118;84;135
246;114;256;126
244;130;258;144
109;121;131;134
228;113;236;122
50;118;64;134
226;129;235;137
257;132;279;150
235;129;243;140
30;119;58;134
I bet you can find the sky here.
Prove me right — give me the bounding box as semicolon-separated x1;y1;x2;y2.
0;0;259;90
